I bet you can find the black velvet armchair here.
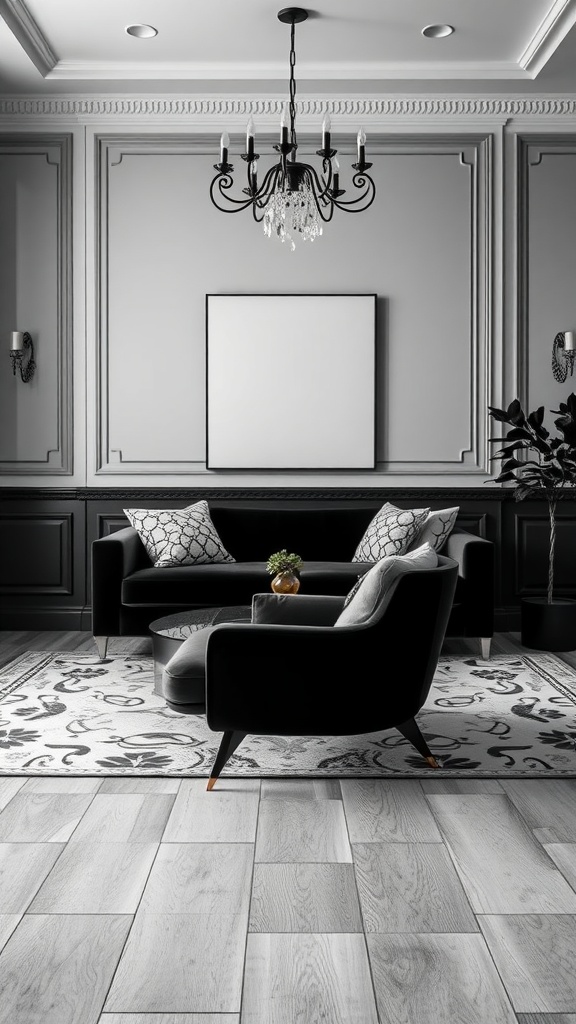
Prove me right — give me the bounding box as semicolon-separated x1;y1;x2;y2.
162;554;459;790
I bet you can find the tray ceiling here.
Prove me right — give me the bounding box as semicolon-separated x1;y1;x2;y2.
1;0;576;94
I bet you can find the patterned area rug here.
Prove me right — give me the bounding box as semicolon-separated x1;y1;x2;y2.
1;650;576;777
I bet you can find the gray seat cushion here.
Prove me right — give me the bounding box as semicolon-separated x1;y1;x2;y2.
162;625;218;708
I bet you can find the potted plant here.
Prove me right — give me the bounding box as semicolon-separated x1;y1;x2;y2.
266;549;303;594
488;393;576;650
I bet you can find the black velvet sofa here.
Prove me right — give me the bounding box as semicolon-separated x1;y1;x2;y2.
91;502;495;659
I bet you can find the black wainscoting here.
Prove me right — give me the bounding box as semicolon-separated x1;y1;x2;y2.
1;487;575;631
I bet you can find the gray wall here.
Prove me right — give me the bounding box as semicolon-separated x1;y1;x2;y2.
1;105;575;489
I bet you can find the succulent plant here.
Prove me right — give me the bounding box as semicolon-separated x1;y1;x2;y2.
266;549;303;576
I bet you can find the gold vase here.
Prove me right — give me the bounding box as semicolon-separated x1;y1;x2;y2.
271;570;301;594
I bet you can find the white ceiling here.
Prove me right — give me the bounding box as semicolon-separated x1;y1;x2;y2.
1;0;576;95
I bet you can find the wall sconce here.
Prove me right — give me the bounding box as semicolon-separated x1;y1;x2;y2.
552;331;576;383
9;331;36;383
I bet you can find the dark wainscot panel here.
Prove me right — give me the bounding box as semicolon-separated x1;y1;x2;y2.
1;487;575;631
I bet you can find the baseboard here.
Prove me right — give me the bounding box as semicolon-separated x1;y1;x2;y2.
495;607;521;632
0;608;89;631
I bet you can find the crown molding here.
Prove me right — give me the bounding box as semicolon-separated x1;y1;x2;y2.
519;0;576;77
0;0;57;77
2;95;576;120
44;59;528;82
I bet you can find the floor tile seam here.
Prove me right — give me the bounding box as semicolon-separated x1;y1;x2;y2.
1;839;72;918
411;795;485;924
238;779;262;1021
339;775;383;1024
473;914;562;1017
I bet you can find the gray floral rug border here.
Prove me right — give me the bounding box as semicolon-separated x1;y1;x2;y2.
1;650;576;777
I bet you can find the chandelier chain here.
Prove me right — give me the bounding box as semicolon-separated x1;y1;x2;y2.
289;19;297;150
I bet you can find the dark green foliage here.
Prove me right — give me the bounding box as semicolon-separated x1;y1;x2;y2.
488;395;576;501
488;395;576;603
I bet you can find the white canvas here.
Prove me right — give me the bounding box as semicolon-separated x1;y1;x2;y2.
206;293;376;469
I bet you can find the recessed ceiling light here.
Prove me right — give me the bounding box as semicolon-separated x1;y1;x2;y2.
125;24;158;38
422;24;454;38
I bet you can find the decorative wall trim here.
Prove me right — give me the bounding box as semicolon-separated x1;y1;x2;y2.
0;485;522;501
93;133;492;477
94;136;210;475
376;135;492;475
0;0;57;78
515;133;576;409
0;134;73;476
3;96;576;120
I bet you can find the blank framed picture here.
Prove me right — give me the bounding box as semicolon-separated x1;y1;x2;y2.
206;293;377;470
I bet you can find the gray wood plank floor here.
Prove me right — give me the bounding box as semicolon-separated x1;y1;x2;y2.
0;629;575;1023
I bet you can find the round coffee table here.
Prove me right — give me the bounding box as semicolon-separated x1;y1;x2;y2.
149;605;251;697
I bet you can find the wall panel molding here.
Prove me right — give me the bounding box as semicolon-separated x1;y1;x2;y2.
93;133;493;478
516;132;576;410
0;512;73;594
0;133;73;475
94;135;209;475
377;135;492;475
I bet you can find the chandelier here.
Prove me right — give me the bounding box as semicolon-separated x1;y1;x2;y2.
209;6;376;250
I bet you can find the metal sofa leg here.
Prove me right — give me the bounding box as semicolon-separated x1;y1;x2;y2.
395;717;442;769
94;636;109;661
207;730;247;791
480;637;491;660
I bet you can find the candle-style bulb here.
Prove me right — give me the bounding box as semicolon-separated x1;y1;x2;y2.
246;117;255;158
280;102;289;143
322;112;331;152
220;131;229;165
357;126;366;165
332;155;340;191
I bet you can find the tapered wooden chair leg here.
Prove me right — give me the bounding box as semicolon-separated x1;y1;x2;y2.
207;730;247;790
396;717;442;769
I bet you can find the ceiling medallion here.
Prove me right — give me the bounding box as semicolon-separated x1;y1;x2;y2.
209;7;376;250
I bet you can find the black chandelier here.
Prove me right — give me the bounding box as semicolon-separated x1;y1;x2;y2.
210;6;376;250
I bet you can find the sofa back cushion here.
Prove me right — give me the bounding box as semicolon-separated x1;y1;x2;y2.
209;505;380;562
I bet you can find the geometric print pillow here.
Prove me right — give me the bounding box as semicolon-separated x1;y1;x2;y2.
352;502;430;563
123;500;235;568
407;506;459;553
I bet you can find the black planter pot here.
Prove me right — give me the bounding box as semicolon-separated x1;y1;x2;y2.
521;597;576;652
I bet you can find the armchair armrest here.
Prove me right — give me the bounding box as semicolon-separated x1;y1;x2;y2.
91;526;149;636
444;528;494;638
251;592;345;626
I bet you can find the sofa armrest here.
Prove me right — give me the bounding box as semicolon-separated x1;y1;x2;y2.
251;592;345;626
444;528;494;638
91;527;148;636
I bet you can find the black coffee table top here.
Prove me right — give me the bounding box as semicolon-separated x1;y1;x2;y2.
149;605;251;642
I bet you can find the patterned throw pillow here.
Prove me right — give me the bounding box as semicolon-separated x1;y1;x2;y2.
352;502;430;563
124;501;235;567
408;506;460;553
336;543;438;627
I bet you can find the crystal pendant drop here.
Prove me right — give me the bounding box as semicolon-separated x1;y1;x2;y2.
263;185;322;251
